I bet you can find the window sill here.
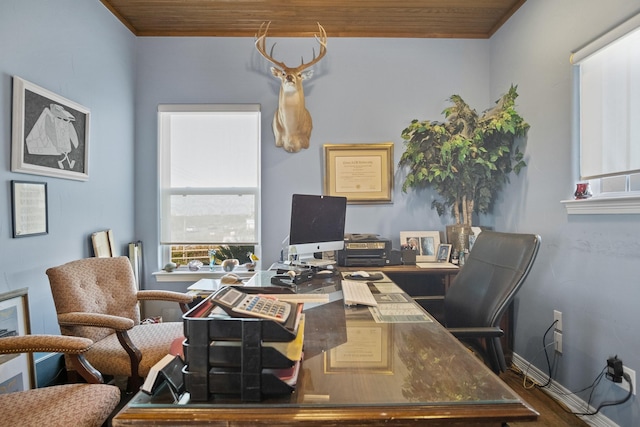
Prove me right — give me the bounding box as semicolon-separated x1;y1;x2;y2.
561;194;640;215
153;267;256;283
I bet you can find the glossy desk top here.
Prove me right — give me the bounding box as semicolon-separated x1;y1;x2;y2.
114;271;537;426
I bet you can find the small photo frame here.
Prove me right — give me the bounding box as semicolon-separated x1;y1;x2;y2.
400;231;441;262
11;76;90;181
11;180;48;238
437;244;452;263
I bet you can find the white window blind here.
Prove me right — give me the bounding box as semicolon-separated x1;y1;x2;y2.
158;105;260;245
572;13;640;180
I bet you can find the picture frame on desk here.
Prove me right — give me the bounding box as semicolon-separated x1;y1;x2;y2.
400;231;440;262
324;322;393;374
0;288;34;394
437;244;452;263
11;76;90;181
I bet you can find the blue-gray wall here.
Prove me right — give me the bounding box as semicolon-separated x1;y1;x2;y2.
490;1;640;425
0;2;135;336
134;36;489;279
1;1;639;424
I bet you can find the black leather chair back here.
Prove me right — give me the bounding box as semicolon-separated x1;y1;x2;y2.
443;230;541;372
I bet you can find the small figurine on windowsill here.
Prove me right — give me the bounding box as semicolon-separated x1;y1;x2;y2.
244;252;259;271
574;182;593;199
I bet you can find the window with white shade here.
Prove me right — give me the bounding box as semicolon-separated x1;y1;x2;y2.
158;105;261;260
572;13;640;190
565;12;640;214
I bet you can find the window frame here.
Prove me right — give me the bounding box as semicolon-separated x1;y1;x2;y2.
564;13;640;214
157;104;261;262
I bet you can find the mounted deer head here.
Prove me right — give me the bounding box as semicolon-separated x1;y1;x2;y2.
255;22;327;153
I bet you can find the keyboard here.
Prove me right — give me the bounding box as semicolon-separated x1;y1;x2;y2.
341;280;378;307
293;258;337;267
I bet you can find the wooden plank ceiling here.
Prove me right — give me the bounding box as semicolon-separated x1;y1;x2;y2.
100;0;527;38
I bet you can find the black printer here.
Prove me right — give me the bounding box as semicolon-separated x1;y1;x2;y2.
337;233;393;267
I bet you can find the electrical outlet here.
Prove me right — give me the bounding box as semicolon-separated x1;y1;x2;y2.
553;331;562;353
617;365;637;396
553;310;562;332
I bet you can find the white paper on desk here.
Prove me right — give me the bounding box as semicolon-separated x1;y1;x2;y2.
416;262;459;269
370;303;433;323
187;278;220;291
369;283;403;294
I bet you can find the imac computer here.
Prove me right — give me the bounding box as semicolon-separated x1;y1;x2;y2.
287;194;347;267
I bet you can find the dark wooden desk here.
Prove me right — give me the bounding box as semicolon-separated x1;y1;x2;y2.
113;272;537;426
342;264;458;319
343;265;514;367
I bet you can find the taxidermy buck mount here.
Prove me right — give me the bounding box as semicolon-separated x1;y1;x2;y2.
255;22;327;153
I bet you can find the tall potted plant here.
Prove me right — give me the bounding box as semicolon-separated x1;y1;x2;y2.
398;85;529;248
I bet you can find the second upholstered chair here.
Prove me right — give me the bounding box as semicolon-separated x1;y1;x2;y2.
46;256;193;391
0;334;120;427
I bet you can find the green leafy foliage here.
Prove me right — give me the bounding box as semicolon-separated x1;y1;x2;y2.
398;85;529;225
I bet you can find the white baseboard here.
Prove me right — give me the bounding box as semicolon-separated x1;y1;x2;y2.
511;353;618;427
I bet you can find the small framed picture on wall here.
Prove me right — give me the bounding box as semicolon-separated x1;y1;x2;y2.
11;180;48;238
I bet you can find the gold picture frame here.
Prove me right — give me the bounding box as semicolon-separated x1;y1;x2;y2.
323;143;393;204
324;322;393;374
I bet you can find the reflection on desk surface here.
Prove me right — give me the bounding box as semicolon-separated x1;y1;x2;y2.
117;268;537;426
133;300;524;407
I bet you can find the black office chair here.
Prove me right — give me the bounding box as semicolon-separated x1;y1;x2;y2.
443;230;541;374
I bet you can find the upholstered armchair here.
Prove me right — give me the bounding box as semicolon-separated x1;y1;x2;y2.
0;334;120;427
46;256;193;391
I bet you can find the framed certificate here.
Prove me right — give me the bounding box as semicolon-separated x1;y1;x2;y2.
11;180;48;238
323;143;393;204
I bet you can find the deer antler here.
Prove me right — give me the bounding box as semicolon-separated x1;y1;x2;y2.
255;22;327;72
255;21;287;70
294;23;327;72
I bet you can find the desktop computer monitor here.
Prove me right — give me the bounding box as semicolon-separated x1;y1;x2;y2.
288;194;347;265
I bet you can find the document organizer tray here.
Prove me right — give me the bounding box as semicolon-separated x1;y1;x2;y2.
182;295;302;402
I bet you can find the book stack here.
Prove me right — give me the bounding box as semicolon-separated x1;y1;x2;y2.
182;293;305;402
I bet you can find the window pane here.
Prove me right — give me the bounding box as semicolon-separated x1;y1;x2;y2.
158;105;260;247
170;113;258;188
579;27;640;178
167;194;257;244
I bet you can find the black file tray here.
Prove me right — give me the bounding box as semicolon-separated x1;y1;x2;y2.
182;295;300;402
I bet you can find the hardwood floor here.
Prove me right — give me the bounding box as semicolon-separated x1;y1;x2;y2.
500;368;590;426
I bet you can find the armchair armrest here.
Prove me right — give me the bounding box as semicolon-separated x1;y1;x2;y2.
137;289;193;313
58;312;134;331
0;335;93;354
446;326;504;339
137;289;193;304
0;335;104;384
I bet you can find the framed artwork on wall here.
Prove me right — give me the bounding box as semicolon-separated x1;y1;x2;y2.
400;231;441;262
323;143;393;204
11;76;90;181
11;180;48;238
0;288;34;394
